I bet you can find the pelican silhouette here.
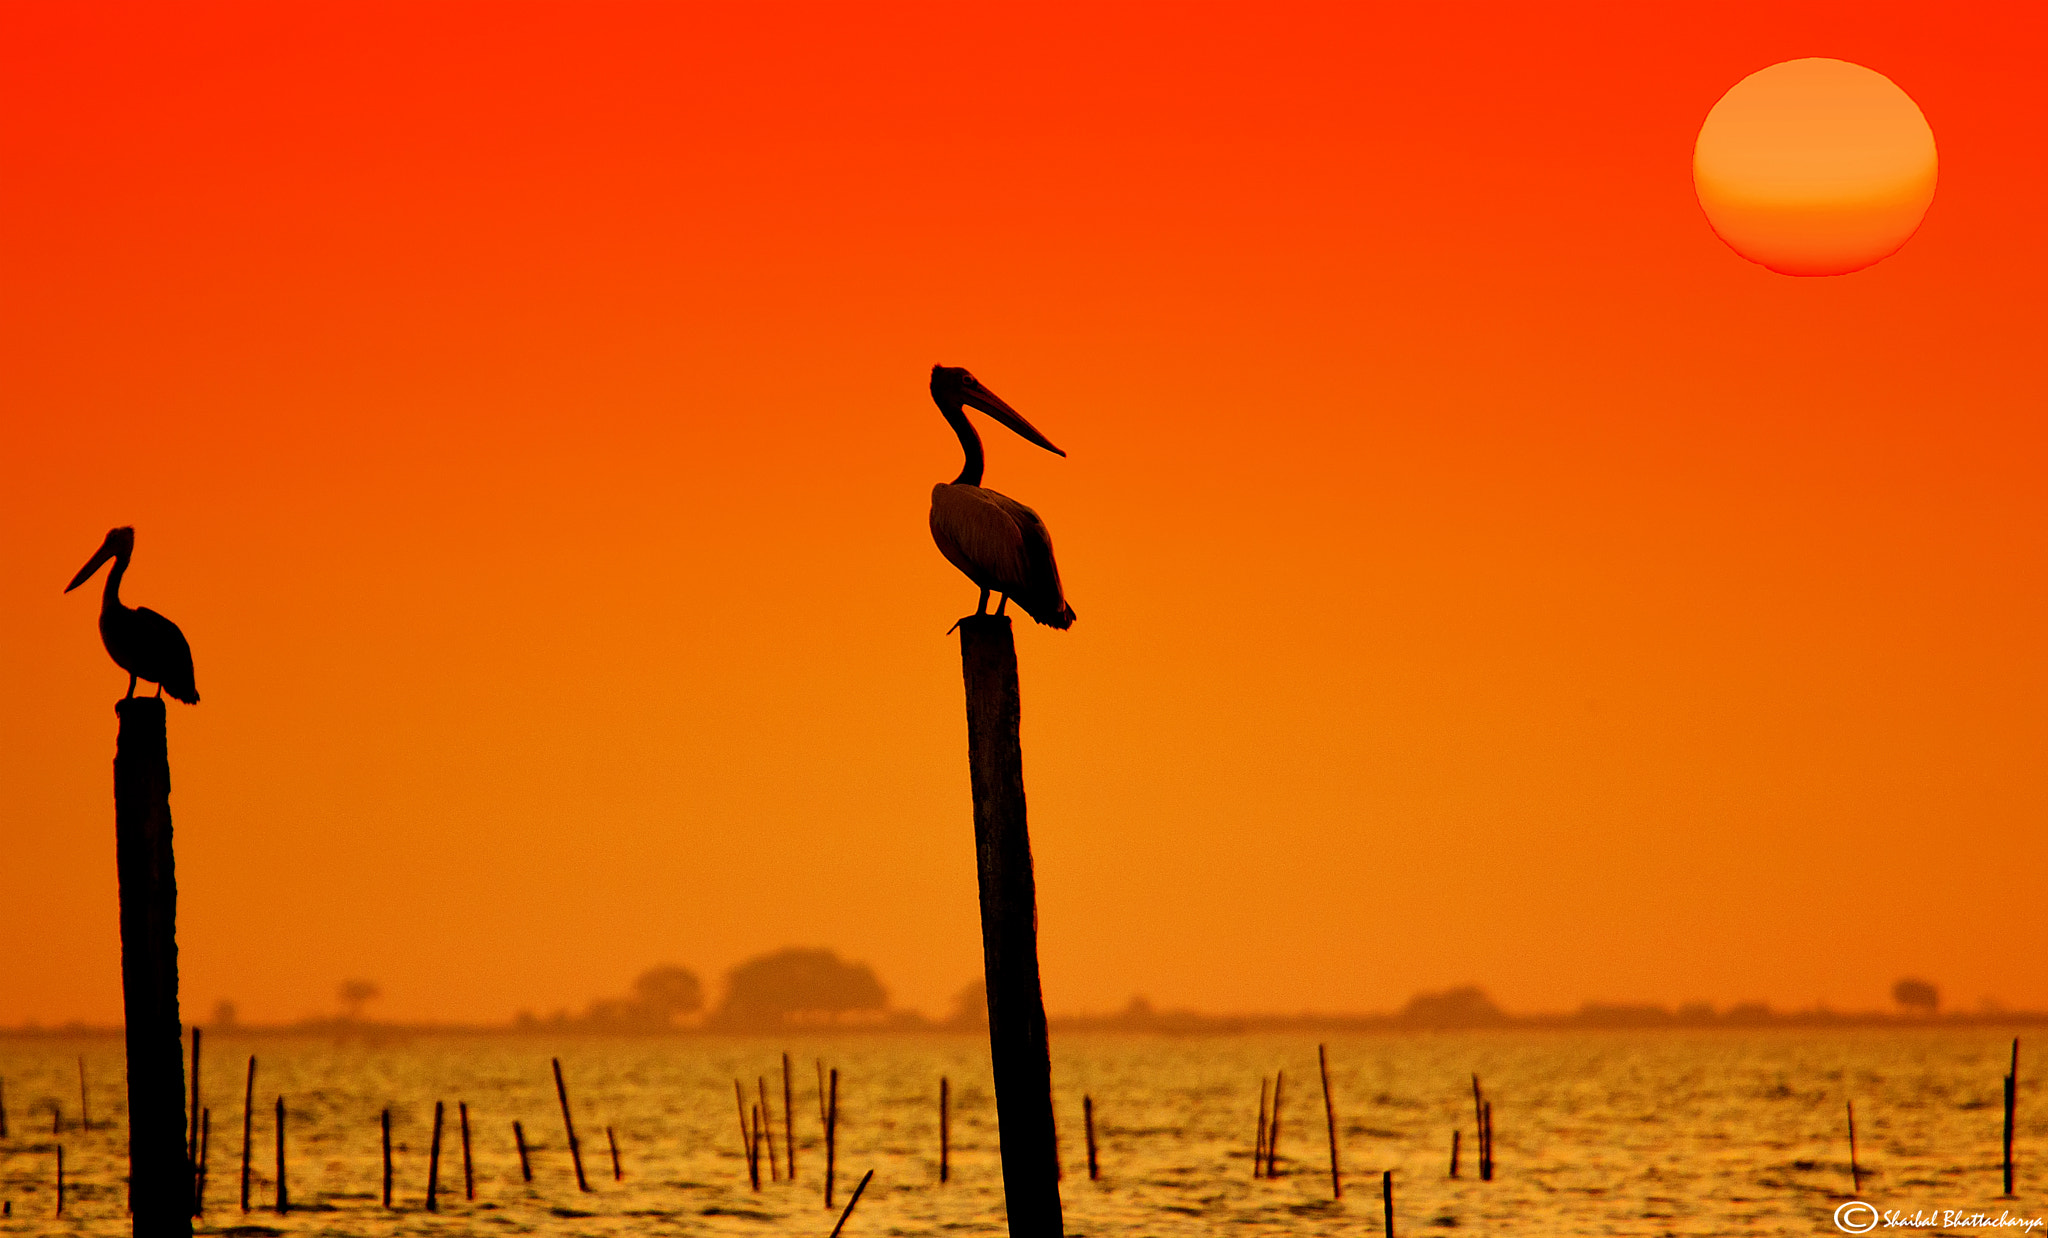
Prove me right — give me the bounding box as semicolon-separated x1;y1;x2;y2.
64;527;199;704
928;365;1076;629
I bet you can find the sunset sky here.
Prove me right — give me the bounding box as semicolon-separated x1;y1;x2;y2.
3;2;2044;1028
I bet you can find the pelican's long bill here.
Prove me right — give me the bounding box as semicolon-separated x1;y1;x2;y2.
65;539;117;594
960;374;1065;458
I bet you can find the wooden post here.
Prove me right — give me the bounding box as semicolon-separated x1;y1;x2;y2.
1847;1100;1861;1194
1;1075;8;1138
1470;1076;1484;1181
1083;1095;1098;1181
828;1168;875;1238
239;1055;255;1212
381;1109;393;1208
760;1077;779;1181
1382;1169;1394;1238
2005;1038;2020;1197
52;1102;61;1135
826;1067;839;1208
1254;1077;1269;1178
274;1095;287;1214
426;1100;444;1211
959;614;1063;1237
1449;1129;1460;1178
1267;1071;1284;1178
194;1108;209;1214
113;697;194;1238
552;1058;590;1192
607;1125;622;1182
513;1120;532;1182
941;1076;951;1184
187;1028;202;1159
1319;1044;1342;1199
817;1059;828;1126
460;1102;474;1200
783;1052;796;1181
79;1056;92;1132
737;1081;760;1191
753;1105;766;1188
1482;1100;1494;1180
55;1145;64;1218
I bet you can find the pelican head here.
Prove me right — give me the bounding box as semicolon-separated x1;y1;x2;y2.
66;526;135;593
931;365;1065;457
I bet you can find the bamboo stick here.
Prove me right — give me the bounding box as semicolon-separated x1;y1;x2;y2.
78;1056;91;1133
2005;1038;2020;1197
195;1108;209;1214
1319;1044;1342;1199
239;1055;255;1212
607;1125;621;1182
1267;1070;1284;1178
460;1102;474;1200
382;1110;393;1208
514;1120;532;1182
552;1058;591;1192
54;1145;63;1218
187;1027;201;1156
737;1081;760;1190
941;1076;951;1184
1449;1129;1460;1178
1255;1077;1269;1178
1482;1100;1494;1180
1084;1094;1099;1181
760;1076;779;1181
274;1095;288;1214
1847;1100;1861;1195
828;1168;875;1238
427;1100;444;1211
826;1067;839;1208
784;1052;796;1180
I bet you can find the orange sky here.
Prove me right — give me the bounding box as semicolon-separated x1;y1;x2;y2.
3;2;2044;1027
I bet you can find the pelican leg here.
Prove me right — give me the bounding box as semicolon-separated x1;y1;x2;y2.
125;674;137;700
996;594;1009;616
154;682;164;699
977;587;991;615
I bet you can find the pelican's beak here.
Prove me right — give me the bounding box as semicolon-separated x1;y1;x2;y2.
962;376;1066;458
65;540;115;593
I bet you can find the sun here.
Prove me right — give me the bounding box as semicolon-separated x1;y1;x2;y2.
1694;58;1937;277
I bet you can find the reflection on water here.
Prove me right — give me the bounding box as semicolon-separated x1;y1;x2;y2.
0;1030;2036;1236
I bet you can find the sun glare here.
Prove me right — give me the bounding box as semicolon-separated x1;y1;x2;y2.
1694;58;1937;276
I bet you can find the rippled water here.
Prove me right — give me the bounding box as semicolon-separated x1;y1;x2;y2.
0;1029;2037;1236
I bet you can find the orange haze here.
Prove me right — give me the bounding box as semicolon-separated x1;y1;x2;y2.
2;2;2044;1027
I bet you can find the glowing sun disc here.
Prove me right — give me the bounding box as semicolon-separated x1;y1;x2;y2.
1694;58;1937;276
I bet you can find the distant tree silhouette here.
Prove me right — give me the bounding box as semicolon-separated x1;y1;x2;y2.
1397;986;1509;1029
634;965;704;1019
710;948;887;1030
338;979;382;1022
946;978;989;1029
1892;977;1939;1013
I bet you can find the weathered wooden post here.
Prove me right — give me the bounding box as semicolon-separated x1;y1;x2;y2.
114;696;194;1238
381;1109;393;1208
460;1102;475;1199
959;613;1063;1237
941;1076;951;1184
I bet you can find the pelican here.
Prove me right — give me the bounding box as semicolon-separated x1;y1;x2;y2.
929;365;1076;629
64;527;200;704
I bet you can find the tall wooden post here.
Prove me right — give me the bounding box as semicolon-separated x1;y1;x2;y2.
114;697;194;1238
959;614;1063;1238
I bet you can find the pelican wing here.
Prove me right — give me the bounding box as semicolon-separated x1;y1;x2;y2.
931;483;1030;597
132;606;200;704
980;489;1074;628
